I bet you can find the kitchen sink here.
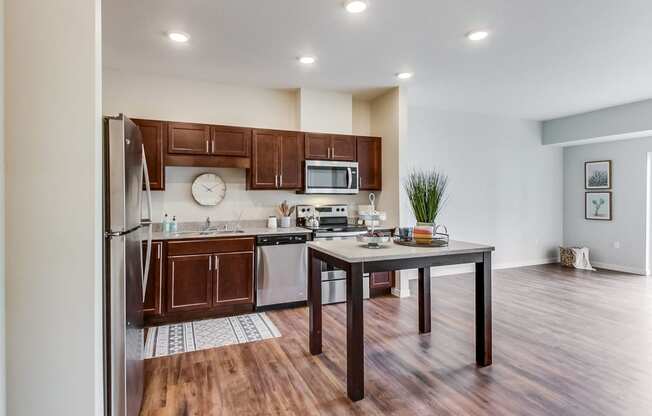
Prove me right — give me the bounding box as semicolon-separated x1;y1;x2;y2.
169;229;245;236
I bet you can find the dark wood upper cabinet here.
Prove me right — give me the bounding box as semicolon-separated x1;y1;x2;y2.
304;133;331;160
167;122;211;155
166;254;213;313
305;133;356;161
143;241;164;319
249;129;303;190
331;135;356;161
211;125;251;157
213;252;254;306
250;130;279;189
134;119;165;191
278;131;303;189
356;136;382;190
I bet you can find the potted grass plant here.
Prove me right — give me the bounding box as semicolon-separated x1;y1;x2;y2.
404;169;448;243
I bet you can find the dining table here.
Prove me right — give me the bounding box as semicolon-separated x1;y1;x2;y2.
307;238;495;401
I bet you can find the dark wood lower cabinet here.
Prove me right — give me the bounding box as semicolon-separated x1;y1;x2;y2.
214;252;254;306
167;254;213;313
158;238;255;324
143;241;164;320
370;271;393;289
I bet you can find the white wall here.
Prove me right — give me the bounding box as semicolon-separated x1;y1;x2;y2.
405;107;564;270
563;137;652;274
104;70;371;222
104;68;299;130
0;0;5;413
352;99;371;136
6;0;102;415
370;88;404;226
298;88;352;134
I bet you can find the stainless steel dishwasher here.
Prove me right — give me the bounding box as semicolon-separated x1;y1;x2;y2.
256;233;308;308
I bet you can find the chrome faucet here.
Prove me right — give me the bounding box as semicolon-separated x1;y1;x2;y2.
205;217;211;229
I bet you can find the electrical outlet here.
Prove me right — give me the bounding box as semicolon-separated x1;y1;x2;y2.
613;241;621;249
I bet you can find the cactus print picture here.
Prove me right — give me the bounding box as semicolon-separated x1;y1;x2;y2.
585;192;612;220
585;160;611;189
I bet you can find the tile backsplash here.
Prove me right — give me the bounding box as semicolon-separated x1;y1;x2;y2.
151;167;372;223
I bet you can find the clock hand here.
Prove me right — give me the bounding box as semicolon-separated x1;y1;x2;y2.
202;184;213;192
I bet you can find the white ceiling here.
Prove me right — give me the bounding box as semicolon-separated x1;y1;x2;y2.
103;0;652;120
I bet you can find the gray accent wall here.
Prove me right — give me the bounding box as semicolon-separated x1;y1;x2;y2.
543;99;652;146
563;137;652;274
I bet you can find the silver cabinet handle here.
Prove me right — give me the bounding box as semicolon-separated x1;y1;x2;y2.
275;174;278;188
327;147;330;159
359;176;362;188
157;243;161;259
209;256;212;271
279;174;283;187
205;139;209;153
211;140;215;153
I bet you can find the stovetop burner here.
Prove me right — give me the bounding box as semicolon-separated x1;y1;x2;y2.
316;225;367;233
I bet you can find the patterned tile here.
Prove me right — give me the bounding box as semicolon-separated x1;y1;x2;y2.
144;313;281;359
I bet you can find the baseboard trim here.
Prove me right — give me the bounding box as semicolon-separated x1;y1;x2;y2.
402;258;560;280
591;261;647;275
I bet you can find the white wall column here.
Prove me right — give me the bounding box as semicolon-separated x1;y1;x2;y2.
5;0;103;414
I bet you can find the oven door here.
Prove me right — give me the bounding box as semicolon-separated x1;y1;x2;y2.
304;160;358;194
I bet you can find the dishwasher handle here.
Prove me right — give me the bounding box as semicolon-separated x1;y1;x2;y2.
256;234;308;246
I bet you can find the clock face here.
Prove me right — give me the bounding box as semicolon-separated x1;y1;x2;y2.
191;173;226;206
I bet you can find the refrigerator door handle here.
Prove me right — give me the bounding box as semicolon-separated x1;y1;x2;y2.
141;145;153;225
141;145;153;302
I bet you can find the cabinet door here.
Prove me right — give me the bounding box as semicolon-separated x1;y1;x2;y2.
211;125;251;157
331;135;356;161
166;254;213;313
370;271;393;289
356;136;382;190
167;122;211;155
134;119;166;190
304;133;331;160
143;241;164;317
279;131;303;189
250;130;279;189
213;252;254;306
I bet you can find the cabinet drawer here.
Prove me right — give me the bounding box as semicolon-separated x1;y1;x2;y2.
167;237;254;256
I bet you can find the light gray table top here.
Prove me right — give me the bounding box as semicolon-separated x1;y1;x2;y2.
307;239;494;263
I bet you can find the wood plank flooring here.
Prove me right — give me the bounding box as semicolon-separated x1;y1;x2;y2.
140;264;652;415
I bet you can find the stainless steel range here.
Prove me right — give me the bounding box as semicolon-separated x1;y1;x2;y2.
297;204;370;304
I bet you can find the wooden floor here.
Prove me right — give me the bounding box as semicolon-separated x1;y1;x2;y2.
141;264;652;415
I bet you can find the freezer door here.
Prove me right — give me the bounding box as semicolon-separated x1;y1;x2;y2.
107;230;144;416
107;115;144;233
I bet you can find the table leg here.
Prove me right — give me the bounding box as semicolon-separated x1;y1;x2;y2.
475;251;492;366
308;248;322;355
418;267;431;333
346;262;364;401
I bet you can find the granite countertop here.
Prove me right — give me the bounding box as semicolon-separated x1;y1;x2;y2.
150;226;312;241
307;239;494;263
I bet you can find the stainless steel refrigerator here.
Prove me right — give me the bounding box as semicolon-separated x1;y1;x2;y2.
104;114;153;416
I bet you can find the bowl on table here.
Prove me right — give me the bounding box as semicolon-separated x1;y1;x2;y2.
356;232;391;249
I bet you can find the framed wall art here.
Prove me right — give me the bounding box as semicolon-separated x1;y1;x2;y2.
585;160;612;189
585;192;612;221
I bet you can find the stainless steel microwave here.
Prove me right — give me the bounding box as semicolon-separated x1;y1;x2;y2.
304;160;359;194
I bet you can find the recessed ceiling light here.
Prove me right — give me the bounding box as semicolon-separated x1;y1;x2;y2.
466;30;489;41
345;0;368;13
298;56;316;64
396;72;413;80
168;31;190;43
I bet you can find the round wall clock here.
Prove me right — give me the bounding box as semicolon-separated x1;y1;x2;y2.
191;173;226;206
